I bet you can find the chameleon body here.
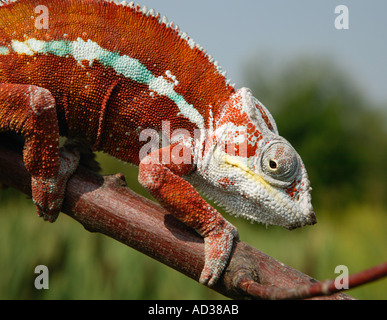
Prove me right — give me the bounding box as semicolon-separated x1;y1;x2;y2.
0;0;316;286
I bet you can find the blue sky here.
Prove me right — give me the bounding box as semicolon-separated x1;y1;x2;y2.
129;0;387;107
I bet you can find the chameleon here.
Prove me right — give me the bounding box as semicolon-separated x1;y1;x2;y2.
0;0;316;286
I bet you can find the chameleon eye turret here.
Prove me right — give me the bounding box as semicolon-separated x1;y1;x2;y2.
260;141;300;186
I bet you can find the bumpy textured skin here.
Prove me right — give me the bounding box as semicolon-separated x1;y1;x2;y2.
0;0;316;286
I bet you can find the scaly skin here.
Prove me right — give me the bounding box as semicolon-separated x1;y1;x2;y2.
0;0;316;286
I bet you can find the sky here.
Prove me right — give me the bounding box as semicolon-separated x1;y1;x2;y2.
127;0;387;107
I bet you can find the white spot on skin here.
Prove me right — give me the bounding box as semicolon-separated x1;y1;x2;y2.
0;46;10;55
11;40;35;55
149;76;175;96
165;70;179;86
26;38;46;53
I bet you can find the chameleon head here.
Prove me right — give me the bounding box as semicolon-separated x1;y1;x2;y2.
193;88;316;230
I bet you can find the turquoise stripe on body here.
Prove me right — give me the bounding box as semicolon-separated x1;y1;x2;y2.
5;37;205;130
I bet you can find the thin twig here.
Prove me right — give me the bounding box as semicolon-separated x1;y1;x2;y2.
236;262;387;299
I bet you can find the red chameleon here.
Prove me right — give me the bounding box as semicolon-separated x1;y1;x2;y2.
0;0;316;286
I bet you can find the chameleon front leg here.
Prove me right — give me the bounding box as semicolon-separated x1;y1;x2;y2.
0;83;79;221
138;142;239;286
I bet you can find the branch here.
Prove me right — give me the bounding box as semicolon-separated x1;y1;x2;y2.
0;134;385;299
236;262;387;299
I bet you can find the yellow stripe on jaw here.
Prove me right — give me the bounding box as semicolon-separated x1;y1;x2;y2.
222;153;270;188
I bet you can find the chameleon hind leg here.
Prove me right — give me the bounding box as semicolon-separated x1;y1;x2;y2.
0;83;79;222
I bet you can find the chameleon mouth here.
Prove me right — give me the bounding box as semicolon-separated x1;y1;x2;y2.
308;211;317;225
285;210;317;230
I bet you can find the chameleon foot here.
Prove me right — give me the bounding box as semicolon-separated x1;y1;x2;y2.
32;147;80;222
199;220;239;286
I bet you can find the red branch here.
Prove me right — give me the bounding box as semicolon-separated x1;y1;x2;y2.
0;134;386;299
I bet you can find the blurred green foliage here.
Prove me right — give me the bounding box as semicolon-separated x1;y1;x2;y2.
0;55;386;299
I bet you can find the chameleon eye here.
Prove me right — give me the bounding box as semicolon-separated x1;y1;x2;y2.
260;142;300;184
269;159;278;170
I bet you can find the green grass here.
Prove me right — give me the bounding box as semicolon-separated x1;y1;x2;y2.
0;157;386;299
